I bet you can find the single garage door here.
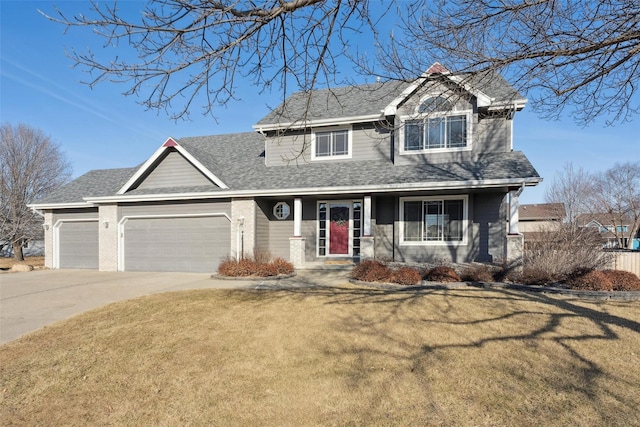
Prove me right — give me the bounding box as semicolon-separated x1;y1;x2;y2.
58;220;99;269
123;215;230;273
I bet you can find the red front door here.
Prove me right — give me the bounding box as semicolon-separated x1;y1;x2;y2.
329;205;349;255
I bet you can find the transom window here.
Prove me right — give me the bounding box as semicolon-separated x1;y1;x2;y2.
403;96;470;152
313;128;350;159
401;196;467;244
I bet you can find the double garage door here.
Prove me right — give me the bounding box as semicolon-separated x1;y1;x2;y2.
122;215;230;273
56;216;230;273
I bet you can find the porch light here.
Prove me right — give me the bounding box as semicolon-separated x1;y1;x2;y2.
103;220;109;229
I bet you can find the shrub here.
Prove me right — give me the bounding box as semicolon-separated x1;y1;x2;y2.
424;266;461;283
523;224;611;284
352;260;392;283
518;267;559;286
565;269;614;291
460;264;495;283
391;267;422;286
272;257;295;275
217;255;294;277
601;269;640;291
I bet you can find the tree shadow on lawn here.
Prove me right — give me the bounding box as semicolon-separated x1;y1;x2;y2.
238;277;640;421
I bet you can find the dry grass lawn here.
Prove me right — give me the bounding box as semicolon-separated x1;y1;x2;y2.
1;283;639;426
0;256;44;270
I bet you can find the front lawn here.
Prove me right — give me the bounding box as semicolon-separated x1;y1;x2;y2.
1;284;639;426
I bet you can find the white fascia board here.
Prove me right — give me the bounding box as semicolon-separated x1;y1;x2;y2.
117;137;228;194
383;77;425;116
253;114;383;132
27;202;96;210
84;177;541;204
117;143;169;195
446;74;493;107
488;99;528;111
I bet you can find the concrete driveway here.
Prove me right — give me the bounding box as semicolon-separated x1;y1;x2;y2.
0;269;260;344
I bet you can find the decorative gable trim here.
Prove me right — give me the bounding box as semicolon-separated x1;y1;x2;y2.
383;62;495;116
116;137;228;194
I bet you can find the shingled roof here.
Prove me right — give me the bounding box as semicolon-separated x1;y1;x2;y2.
34;130;540;206
256;70;525;127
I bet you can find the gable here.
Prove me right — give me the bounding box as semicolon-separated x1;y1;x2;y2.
116;137;229;195
134;150;218;190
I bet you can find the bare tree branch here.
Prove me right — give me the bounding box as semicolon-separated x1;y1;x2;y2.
371;0;640;125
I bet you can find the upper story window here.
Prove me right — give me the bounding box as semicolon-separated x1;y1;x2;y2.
312;127;352;160
401;96;471;153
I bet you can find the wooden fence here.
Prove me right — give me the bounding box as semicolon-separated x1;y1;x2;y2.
606;251;640;276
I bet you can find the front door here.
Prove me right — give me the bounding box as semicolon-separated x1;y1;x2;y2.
318;201;362;257
329;204;350;255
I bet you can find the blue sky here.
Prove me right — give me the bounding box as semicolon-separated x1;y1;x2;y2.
1;0;638;205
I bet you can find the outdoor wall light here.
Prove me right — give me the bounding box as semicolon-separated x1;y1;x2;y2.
103;220;109;229
42;224;50;230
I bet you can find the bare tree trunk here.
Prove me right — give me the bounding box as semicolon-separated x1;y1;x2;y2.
12;240;24;262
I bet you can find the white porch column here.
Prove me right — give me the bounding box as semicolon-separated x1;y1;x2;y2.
363;195;372;236
509;190;520;235
290;197;305;268
293;197;302;237
360;195;375;260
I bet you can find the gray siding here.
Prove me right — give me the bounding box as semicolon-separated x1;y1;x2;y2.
269;220;292;260
475;115;511;152
373;196;395;261
264;124;392;166
373;192;507;263
255;199;293;260
119;200;231;218
137;150;216;189
255;200;271;255
53;208;99;222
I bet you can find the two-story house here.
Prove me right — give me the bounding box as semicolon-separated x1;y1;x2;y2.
29;64;541;272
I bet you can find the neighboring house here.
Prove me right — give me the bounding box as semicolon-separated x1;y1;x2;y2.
518;203;566;242
0;240;45;258
577;214;640;250
28;63;541;273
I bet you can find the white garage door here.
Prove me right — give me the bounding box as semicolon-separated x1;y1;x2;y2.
58;221;99;269
122;215;230;273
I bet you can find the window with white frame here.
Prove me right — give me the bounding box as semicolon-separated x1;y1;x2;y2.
401;196;467;244
312;128;351;159
273;202;290;220
403;96;470;152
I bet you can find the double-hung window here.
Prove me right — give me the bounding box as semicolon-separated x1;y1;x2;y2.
401;196;467;244
312;128;351;159
403;96;470;152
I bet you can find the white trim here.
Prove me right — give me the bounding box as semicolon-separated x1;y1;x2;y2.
28;202;97;210
117;212;231;271
310;125;353;161
383;68;495;115
398;109;473;155
399;195;469;246
117;137;228;195
52;218;99;269
363;196;372;236
293;198;302;237
253;114;382;132
81;177;541;205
